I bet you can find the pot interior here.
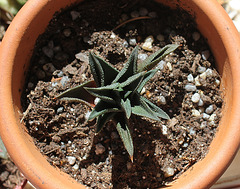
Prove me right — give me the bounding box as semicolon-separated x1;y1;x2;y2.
2;0;239;188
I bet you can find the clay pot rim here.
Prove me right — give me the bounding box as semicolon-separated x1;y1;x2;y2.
0;0;240;188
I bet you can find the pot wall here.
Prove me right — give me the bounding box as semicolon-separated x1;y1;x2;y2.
0;0;240;188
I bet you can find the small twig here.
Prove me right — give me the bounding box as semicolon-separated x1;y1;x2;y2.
112;16;152;31
20;103;32;123
44;146;60;155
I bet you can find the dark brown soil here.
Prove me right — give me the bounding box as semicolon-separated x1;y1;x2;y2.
0;158;25;189
20;0;223;188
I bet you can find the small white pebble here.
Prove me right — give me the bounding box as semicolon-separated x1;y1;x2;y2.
163;167;175;177
161;125;168;135
201;50;210;60
75;52;88;62
198;66;206;73
183;143;189;148
85;111;91;120
158;96;166;105
140;87;146;95
192;32;200;41
57;71;64;77
198;107;205;113
60;76;69;87
205;105;214;114
191;93;200;103
215;79;220;86
178;138;184;145
200;72;207;80
166;62;172;71
209;113;216;122
192;109;201;117
110;33;116;39
187;74;194;82
95;143;106;155
138;53;148;61
94;97;101;105
142;36;154;51
122;40;129;48
129;38;137;46
195;76;201;86
205;68;213;77
81;73;87;80
198;99;204;107
73;164;79;170
209;121;215;126
200;121;208;129
185;84;197;92
156;60;166;70
202;113;210;120
189;127;196;135
67;156;76;165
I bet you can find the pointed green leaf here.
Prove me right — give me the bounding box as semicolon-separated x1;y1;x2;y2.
96;112;116;133
88;100;120;120
138;44;179;72
56;80;96;105
136;69;158;93
141;96;170;119
131;94;160;121
115;114;134;159
121;98;132;119
89;52;104;87
124;91;132;99
119;71;145;89
85;83;119;103
113;46;139;83
89;52;119;87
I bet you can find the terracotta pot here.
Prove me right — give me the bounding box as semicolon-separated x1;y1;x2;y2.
0;0;240;188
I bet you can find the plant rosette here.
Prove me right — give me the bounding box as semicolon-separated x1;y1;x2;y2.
0;0;240;189
56;44;178;162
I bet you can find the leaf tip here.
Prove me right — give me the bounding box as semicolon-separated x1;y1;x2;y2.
130;155;134;162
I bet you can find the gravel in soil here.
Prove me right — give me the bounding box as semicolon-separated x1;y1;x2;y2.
20;0;223;188
0;158;25;189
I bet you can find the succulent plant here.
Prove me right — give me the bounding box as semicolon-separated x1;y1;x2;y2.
57;44;179;161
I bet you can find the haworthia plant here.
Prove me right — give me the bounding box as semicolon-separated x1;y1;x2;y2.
57;44;179;161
